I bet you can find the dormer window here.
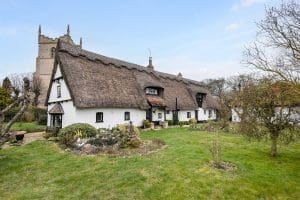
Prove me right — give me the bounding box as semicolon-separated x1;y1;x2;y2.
196;93;205;108
145;87;158;95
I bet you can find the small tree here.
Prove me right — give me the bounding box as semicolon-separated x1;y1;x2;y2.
0;87;12;110
0;78;31;145
233;79;299;156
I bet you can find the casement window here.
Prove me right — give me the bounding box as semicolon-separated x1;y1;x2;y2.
208;110;212;118
124;112;130;121
166;110;170;114
145;87;158;95
57;84;61;98
158;113;162;119
96;112;103;123
187;112;191;118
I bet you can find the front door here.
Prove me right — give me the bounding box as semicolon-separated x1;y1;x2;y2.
51;114;62;128
146;108;152;121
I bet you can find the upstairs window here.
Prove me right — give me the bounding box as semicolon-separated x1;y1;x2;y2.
96;112;103;122
57;84;61;98
196;93;205;108
124;112;130;121
145;87;158;95
187;112;191;118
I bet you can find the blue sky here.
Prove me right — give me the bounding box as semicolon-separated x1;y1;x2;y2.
0;0;281;81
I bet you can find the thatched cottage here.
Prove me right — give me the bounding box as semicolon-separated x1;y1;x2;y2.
46;41;219;129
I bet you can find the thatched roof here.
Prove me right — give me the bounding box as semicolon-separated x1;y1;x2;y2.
46;41;219;110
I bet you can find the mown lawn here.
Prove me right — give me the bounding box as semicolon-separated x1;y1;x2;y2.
0;128;299;199
7;122;46;133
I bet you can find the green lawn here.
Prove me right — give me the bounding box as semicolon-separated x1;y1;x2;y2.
0;128;299;199
7;122;46;133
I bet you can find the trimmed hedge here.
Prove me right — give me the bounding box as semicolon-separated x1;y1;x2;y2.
58;123;97;146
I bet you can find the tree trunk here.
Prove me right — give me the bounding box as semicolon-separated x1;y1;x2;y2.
271;136;278;157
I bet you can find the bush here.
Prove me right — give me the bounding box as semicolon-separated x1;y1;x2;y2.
32;107;47;125
4;106;20;122
113;123;142;148
21;111;34;122
189;118;197;128
143;119;151;128
179;121;188;127
167;120;174;126
58;123;97;146
46;126;60;137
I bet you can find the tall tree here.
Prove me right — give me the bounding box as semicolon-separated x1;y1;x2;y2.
32;73;43;106
244;0;300;84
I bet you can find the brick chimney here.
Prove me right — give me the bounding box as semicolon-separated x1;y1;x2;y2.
147;56;154;70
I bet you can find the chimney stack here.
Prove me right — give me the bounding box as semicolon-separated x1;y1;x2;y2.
80;37;83;48
67;24;70;36
147;56;154;70
177;72;182;78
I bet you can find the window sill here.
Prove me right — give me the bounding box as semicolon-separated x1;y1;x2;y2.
96;121;103;123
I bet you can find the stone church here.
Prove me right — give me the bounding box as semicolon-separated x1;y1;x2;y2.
35;25;82;106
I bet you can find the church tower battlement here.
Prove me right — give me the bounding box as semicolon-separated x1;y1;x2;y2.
35;25;82;106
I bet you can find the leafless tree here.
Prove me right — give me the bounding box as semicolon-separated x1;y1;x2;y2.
244;0;300;84
31;73;43;106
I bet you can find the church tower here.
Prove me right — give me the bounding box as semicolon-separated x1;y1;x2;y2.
35;25;82;106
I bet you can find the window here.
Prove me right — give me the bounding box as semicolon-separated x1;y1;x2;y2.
145;87;158;95
57;84;61;98
96;112;103;122
187;112;191;118
124;112;130;121
166;110;170;114
158;113;162;119
204;109;206;115
196;93;205;108
208;110;212;118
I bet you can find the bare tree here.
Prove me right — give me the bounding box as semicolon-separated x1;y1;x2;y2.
0;78;31;145
244;0;300;84
32;73;43;106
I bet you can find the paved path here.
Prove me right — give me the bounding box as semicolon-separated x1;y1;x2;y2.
1;132;45;149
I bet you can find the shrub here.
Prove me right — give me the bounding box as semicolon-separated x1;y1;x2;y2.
4;106;20;122
179;121;188;127
167;120;174;126
58;123;97;146
32;107;47;125
189;118;197;128
21;111;35;122
113;123;142;148
143;119;151;128
46;126;60;137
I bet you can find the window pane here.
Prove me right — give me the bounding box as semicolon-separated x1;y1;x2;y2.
57;85;61;98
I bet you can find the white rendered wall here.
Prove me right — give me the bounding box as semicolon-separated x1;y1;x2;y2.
48;65;71;103
165;110;173;121
48;102;146;129
197;108;217;121
54;65;62;79
178;110;195;121
152;108;165;121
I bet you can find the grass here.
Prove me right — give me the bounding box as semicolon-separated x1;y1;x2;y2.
6;122;46;133
0;128;299;199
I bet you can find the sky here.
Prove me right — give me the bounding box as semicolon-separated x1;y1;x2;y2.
0;0;282;82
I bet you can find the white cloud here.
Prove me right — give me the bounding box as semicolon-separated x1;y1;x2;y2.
225;23;240;32
231;0;266;11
